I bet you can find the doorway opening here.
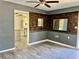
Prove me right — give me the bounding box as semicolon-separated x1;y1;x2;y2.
14;10;29;50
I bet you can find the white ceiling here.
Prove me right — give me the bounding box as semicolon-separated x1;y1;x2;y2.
4;0;79;11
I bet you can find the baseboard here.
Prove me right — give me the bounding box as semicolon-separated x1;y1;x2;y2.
0;39;76;53
0;48;15;53
46;39;76;49
28;39;76;49
28;40;47;46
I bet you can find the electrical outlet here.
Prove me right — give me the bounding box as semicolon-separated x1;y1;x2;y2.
55;35;59;38
67;36;70;39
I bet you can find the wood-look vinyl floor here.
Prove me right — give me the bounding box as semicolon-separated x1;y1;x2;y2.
0;42;79;59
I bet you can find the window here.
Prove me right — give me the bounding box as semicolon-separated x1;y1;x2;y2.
53;18;68;31
38;18;43;27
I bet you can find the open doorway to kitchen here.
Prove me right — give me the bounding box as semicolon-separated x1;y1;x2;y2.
14;10;29;50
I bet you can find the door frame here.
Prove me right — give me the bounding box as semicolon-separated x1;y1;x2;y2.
14;9;29;48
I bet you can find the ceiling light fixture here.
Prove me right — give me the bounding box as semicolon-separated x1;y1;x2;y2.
41;2;45;6
26;0;59;8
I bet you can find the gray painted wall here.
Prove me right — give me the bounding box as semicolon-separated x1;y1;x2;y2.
47;31;77;47
47;6;79;47
0;1;14;51
0;0;48;51
0;0;78;51
29;31;48;43
29;31;77;47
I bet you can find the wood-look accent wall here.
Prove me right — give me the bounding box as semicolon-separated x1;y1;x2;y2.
29;12;78;33
29;12;48;32
49;12;78;33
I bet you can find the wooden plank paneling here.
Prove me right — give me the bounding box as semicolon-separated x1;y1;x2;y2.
29;12;48;32
29;12;78;33
49;12;78;33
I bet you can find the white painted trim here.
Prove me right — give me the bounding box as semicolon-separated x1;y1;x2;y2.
0;39;77;53
76;12;79;48
28;40;47;46
14;9;30;47
46;39;76;49
0;48;15;53
28;39;76;49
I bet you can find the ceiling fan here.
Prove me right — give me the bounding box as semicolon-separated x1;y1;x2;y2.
26;0;59;8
